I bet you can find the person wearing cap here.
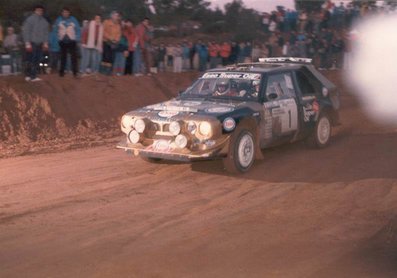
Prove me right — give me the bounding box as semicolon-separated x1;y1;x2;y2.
22;5;49;82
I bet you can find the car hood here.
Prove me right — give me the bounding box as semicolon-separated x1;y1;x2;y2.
134;98;242;120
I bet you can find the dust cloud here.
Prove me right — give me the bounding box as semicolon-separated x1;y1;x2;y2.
347;14;397;125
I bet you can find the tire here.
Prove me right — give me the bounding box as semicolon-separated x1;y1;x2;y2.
306;113;332;148
223;129;256;173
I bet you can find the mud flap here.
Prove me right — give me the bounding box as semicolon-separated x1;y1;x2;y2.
255;130;264;160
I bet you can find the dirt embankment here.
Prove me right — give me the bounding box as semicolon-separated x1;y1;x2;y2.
0;73;199;157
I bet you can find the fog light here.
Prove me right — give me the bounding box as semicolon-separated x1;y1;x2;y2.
135;119;146;133
169;121;181;135
175;134;188;148
128;130;140;144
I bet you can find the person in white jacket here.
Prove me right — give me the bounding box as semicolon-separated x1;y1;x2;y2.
80;15;103;74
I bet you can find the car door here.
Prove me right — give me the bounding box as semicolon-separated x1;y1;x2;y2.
260;72;299;144
294;69;321;130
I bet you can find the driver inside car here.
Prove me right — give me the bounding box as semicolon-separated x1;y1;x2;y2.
214;79;231;96
251;80;260;97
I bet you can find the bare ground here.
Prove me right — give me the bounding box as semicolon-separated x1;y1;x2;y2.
1;71;397;277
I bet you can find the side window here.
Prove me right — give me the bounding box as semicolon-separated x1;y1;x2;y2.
296;71;316;95
265;73;296;101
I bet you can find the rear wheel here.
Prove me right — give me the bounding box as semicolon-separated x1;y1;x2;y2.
223;129;256;173
306;113;332;148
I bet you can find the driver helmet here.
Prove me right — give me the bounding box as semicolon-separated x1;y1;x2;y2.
216;79;229;95
253;80;260;87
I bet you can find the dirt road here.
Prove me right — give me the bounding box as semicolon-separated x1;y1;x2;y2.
1;86;397;277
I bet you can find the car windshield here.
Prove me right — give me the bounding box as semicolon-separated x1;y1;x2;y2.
181;72;262;100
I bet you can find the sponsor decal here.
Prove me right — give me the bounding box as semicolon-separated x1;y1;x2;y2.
205;107;234;113
303;101;319;122
202;72;261;80
223;117;236;131
158;111;180;118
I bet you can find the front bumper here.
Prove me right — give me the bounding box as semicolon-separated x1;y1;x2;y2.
117;141;228;162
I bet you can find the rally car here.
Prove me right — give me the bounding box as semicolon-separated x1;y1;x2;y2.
117;57;340;173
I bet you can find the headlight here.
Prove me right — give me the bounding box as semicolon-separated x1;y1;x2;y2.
169;121;181;136
175;134;188;148
128;130;140;144
122;116;135;129
187;122;197;134
198;122;212;137
134;119;146;133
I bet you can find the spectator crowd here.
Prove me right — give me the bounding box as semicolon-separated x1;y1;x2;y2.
0;1;395;81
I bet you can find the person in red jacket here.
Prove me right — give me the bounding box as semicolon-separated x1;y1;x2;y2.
208;41;220;69
123;19;137;75
220;41;231;66
135;17;153;75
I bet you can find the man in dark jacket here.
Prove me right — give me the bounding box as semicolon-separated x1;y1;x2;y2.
22;5;49;82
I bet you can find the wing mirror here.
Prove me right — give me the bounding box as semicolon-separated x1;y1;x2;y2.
267;93;278;100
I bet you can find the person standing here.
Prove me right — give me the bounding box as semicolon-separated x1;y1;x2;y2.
172;43;183;73
113;32;128;76
81;15;103;74
22;5;49;81
196;41;208;72
48;24;60;73
0;24;3;46
155;44;165;73
123;20;136;75
136;17;153;75
101;11;121;75
3;27;22;74
220;41;231;66
79;20;89;74
53;7;81;77
208;41;220;69
182;41;190;71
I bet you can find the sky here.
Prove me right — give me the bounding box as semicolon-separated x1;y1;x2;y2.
210;0;296;12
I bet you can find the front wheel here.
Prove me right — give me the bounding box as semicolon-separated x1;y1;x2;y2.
306;113;332;148
223;129;256;173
